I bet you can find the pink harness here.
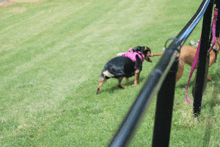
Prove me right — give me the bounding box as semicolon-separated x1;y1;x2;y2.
122;48;145;63
185;9;218;103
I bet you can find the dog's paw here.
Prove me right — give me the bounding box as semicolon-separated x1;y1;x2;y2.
132;83;137;87
117;84;125;89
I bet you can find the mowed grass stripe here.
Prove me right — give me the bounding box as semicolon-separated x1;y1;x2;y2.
0;1;113;80
0;0;167;145
0;2;91;57
1;0;165;88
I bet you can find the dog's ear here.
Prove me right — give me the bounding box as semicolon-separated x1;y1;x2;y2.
139;46;144;52
143;47;149;55
133;46;141;52
146;47;151;53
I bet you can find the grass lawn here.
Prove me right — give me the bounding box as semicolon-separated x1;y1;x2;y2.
0;0;220;146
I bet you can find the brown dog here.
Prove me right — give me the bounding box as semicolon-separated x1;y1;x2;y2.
96;46;152;94
151;37;220;82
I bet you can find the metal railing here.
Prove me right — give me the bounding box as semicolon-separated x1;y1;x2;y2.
109;0;218;146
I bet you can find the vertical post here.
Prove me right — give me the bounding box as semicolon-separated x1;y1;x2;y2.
152;57;179;147
193;0;214;117
216;0;220;37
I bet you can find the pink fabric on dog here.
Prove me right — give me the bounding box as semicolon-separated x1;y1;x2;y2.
122;51;145;63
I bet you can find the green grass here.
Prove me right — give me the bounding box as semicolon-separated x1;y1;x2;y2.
0;0;220;146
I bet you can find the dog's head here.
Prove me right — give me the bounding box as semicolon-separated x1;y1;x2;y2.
143;47;152;62
133;46;152;62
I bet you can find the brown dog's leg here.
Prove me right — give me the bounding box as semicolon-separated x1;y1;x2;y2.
209;50;216;67
176;57;185;82
207;74;212;81
96;78;107;94
117;77;125;89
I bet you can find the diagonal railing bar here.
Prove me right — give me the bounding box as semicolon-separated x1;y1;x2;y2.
109;0;211;146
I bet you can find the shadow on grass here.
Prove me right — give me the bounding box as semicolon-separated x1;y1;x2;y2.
201;71;220;147
176;79;195;88
175;76;213;90
100;77;146;94
123;77;146;86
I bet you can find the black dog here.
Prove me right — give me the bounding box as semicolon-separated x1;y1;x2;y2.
96;46;152;94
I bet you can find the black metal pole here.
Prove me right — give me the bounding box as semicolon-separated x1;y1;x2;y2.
108;0;210;146
193;0;214;117
216;0;220;37
152;57;178;147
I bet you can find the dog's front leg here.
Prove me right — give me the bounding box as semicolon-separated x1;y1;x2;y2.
117;77;126;89
151;52;164;57
132;70;139;87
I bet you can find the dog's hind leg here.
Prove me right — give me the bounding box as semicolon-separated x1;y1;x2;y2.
125;78;129;83
207;74;212;81
176;58;185;82
96;78;107;94
117;77;126;89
